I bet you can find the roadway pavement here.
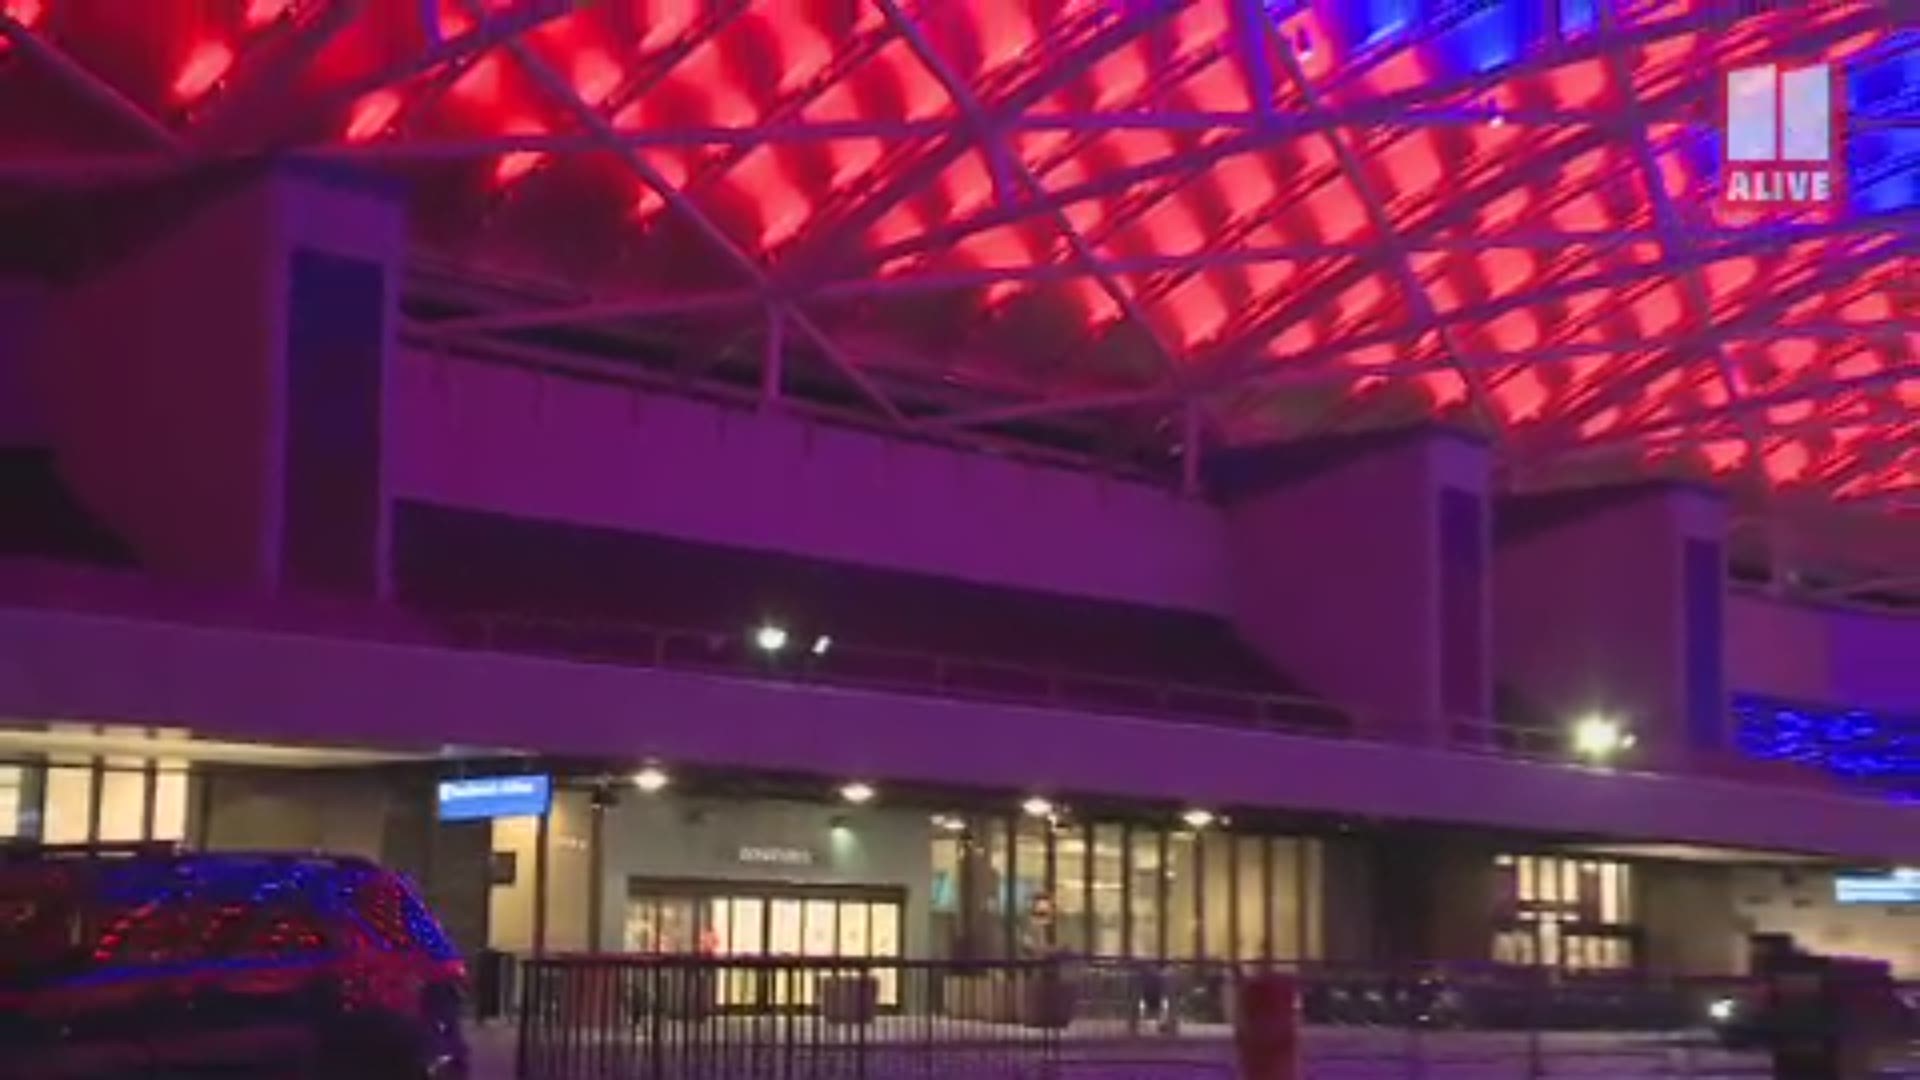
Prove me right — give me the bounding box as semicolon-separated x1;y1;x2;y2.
466;1021;1794;1078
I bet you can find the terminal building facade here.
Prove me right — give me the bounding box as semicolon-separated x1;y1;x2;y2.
1;1;1917;989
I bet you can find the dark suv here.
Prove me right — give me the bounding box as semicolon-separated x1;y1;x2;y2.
0;844;468;1079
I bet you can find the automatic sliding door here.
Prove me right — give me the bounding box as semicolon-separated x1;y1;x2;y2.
724;898;766;1007
868;901;901;1006
767;898;804;1006
627;880;906;1009
797;900;837;1006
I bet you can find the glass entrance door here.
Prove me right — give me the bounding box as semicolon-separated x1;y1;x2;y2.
625;880;906;1010
623;895;702;954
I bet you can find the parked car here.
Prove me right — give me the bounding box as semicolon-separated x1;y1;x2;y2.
0;842;467;1079
1708;960;1919;1051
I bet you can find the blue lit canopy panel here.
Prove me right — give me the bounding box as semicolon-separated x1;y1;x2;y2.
1734;693;1920;798
0;0;1915;536
1848;30;1920;214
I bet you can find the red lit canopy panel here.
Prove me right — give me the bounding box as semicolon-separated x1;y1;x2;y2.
0;0;1915;519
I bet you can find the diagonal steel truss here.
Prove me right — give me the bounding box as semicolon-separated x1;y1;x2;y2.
2;0;1917;585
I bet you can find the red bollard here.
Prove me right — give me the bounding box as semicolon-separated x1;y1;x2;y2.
1234;973;1301;1080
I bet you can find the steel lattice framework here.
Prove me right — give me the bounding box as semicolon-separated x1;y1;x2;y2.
0;0;1917;589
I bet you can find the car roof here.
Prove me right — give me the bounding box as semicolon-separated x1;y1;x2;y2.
0;845;408;914
1;842;382;871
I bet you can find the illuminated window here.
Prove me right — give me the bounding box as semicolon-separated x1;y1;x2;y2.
42;764;94;843
1235;836;1266;961
1165;831;1198;960
1496;852;1636;970
97;763;147;842
152;764;189;842
1054;824;1087;955
0;766;20;839
1128;829;1162;959
25;757;194;845
1090;825;1126;957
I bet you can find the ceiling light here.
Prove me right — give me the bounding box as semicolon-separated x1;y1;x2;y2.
632;765;670;793
839;781;876;805
754;623;789;653
811;634;833;656
1572;715;1633;762
1181;808;1217;830
1022;797;1054;819
930;814;965;833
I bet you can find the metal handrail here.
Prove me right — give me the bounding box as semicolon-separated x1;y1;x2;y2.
9;559;1866;781
450;610;1357;735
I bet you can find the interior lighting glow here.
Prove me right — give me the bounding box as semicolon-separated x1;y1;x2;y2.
632;766;670;793
1181;808;1217;830
244;0;294;26
172;41;235;103
754;623;789;653
344;90;402;143
839;782;876;805
2;0;43;30
1021;797;1054;819
811;635;832;656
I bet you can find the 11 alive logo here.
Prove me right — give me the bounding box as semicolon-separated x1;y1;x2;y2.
1721;62;1843;208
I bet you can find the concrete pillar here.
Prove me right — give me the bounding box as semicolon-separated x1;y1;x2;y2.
0;281;46;448
1355;831;1500;968
25;162;403;597
1218;430;1493;745
1639;861;1741;975
1494;485;1728;770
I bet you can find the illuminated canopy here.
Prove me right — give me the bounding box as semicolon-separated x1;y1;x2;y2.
0;1;1914;590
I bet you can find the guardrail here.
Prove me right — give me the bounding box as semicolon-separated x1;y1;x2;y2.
452;613;1358;736
513;957;1803;1080
455;614;1621;767
0;559;1728;774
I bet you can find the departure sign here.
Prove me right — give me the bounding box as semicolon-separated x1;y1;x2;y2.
437;774;552;821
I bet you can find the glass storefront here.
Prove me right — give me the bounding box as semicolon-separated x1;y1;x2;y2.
1492;853;1638;970
498;787;1331;968
3;757;190;844
933;813;1324;964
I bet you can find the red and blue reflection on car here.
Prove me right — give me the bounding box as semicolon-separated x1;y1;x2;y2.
0;846;467;1079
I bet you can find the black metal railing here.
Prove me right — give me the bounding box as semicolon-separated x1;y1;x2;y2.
454;613;1355;737
517;957;1069;1079
511;956;1814;1079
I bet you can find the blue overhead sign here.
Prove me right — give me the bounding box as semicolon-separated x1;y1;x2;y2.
1834;871;1920;906
437;774;552;822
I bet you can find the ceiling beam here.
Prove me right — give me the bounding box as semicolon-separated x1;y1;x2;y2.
0;16;181;152
767;3;1182;296
464;0;910;428
1598;0;1773;520
1266;17;1504;440
873;0;1188;390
